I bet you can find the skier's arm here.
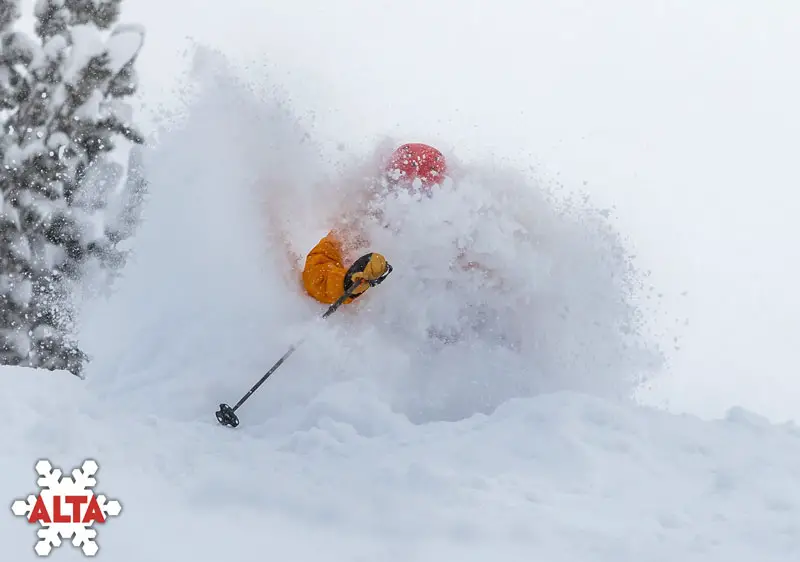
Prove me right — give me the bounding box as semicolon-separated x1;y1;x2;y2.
302;231;389;305
302;231;349;304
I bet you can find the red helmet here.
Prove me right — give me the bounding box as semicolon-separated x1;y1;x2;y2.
385;143;447;189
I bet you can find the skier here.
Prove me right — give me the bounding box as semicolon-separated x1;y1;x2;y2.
301;143;448;305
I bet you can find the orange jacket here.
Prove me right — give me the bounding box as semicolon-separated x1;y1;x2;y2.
302;227;492;305
302;231;356;305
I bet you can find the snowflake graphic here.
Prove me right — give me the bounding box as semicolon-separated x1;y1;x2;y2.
10;460;122;557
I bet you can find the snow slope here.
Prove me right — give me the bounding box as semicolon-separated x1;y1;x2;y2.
4;0;800;560
5;364;800;562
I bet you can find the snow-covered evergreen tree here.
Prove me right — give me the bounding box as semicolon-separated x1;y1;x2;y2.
0;0;146;376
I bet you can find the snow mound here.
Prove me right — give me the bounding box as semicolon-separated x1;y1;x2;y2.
3;364;800;562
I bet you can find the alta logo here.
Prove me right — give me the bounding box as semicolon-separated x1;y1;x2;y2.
10;459;122;557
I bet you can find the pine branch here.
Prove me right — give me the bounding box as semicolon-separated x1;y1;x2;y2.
0;0;147;377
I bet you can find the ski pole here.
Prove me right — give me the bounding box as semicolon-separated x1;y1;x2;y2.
215;264;393;428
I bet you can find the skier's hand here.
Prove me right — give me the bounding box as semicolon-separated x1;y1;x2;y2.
345;252;388;296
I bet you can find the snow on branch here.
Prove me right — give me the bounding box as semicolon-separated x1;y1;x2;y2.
0;0;147;376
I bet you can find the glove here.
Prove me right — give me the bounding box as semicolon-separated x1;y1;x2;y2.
344;252;388;297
